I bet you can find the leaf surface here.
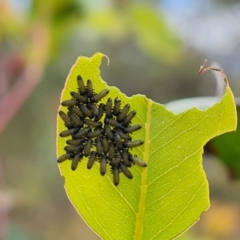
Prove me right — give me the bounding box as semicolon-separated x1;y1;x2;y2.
208;105;240;179
56;53;237;240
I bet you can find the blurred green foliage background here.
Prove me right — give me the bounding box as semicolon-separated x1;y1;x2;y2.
0;0;240;239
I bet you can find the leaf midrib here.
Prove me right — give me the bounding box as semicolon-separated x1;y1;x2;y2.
134;99;152;240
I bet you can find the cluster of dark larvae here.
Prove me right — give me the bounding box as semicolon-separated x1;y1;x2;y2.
57;75;147;186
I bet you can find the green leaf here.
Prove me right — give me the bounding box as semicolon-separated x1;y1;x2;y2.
56;53;237;240
208;105;240;179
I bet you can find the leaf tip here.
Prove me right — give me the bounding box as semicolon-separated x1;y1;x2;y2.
93;52;110;66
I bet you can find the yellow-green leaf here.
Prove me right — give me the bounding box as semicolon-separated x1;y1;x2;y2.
56;53;237;240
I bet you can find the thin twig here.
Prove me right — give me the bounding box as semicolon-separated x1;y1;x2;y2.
210;61;226;98
198;59;229;86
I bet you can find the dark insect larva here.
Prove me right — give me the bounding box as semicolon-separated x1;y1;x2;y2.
122;149;131;167
123;140;144;148
130;155;147;167
108;142;115;160
88;104;99;117
100;155;107;175
64;145;83;152
84;119;102;128
119;163;133;179
83;139;92;157
79;104;93;118
71;152;83;170
105;118;123;129
58;74;146;186
68;112;84;128
113;97;121;116
87;128;104;138
58;111;73;128
73;127;91;139
122;110;136;126
94;103;105;121
112;166;119;186
106;98;112;118
66;139;85;145
104;124;114;139
111;153;121;165
57;152;74;163
123;124;142;133
70;92;87;103
102;136;109;153
77;75;86;95
87;151;96;169
59;128;79;137
91;89;109;103
95;138;103;156
61;100;79;107
68;106;85;119
113;133;123;150
114;129;132;141
86;79;93;97
117;104;130;122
